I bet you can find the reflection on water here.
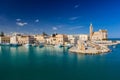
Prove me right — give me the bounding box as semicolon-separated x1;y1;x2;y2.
10;46;29;56
0;46;89;65
0;45;119;65
0;46;111;63
0;46;1;55
0;44;120;80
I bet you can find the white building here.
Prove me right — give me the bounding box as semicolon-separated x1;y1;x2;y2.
10;36;18;44
67;35;79;44
79;34;89;41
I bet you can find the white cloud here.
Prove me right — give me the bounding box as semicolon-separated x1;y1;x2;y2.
16;19;21;21
35;19;39;22
52;27;58;30
74;5;79;8
69;17;79;20
16;22;28;27
69;26;84;30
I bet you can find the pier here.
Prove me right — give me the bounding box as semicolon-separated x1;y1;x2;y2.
69;41;111;54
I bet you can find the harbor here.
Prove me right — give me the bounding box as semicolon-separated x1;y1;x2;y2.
0;42;120;80
0;24;119;54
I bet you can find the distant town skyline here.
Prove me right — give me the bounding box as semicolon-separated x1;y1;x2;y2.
0;0;120;38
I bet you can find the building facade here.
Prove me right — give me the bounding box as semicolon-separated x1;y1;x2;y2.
79;34;89;41
46;34;68;45
89;24;107;41
67;35;78;44
10;34;34;44
0;36;10;43
34;35;46;43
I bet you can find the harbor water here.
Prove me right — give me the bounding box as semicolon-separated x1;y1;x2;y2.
0;44;120;80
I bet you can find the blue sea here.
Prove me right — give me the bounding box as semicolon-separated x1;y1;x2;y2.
0;41;120;80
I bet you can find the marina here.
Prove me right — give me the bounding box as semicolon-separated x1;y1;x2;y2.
0;0;120;80
0;24;118;54
0;43;120;80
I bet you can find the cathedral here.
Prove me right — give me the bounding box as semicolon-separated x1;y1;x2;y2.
89;24;108;41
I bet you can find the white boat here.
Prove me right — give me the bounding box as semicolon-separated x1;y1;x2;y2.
11;43;20;47
54;44;63;48
24;44;32;47
66;44;73;49
32;44;37;47
113;45;116;48
39;43;44;48
1;43;11;46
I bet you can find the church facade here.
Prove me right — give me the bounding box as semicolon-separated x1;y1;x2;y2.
89;24;107;41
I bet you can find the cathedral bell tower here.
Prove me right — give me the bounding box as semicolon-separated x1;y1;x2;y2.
90;23;93;40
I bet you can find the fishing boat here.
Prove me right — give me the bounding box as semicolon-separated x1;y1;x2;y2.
32;44;38;47
1;43;11;46
39;43;44;48
54;44;63;48
65;44;73;49
113;45;116;48
11;43;21;47
24;43;32;47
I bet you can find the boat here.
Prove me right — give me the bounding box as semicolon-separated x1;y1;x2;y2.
11;43;21;47
32;44;38;47
39;43;44;48
54;44;63;48
65;44;73;49
1;43;11;46
113;45;116;48
24;43;32;47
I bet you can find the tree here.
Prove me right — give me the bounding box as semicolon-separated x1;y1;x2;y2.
52;34;56;37
0;32;4;37
42;32;48;36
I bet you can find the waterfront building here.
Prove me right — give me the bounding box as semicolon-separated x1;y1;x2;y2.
10;36;18;44
17;35;34;44
10;34;34;44
0;36;10;44
79;34;89;41
67;35;78;44
46;34;68;45
34;35;46;43
90;24;107;41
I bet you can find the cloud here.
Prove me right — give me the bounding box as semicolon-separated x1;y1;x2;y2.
74;5;79;8
16;22;28;27
16;19;21;21
52;27;58;30
69;26;84;30
35;19;39;22
69;17;79;20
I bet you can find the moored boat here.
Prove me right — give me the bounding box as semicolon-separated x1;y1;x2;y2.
1;43;11;46
39;43;44;48
54;44;63;48
65;44;73;49
24;43;32;47
11;43;21;47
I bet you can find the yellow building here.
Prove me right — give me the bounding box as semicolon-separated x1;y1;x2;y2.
90;24;107;41
34;35;46;43
0;36;10;43
10;35;34;44
17;35;34;44
46;34;68;45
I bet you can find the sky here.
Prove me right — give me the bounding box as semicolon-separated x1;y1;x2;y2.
0;0;120;38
